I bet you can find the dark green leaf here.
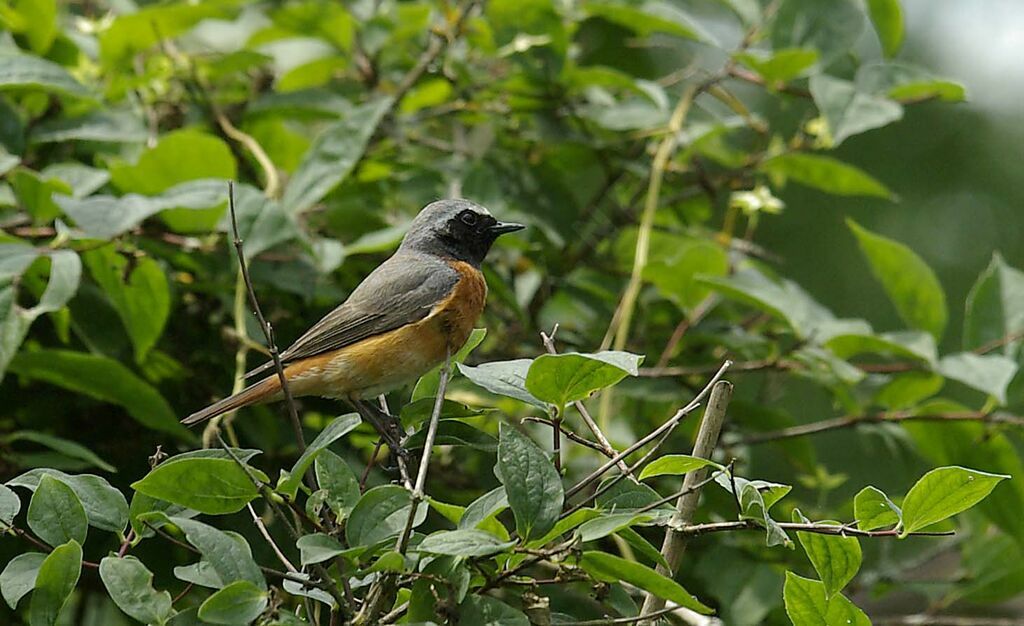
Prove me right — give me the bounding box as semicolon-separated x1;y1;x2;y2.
796;521;862;598
29;540;82;626
771;0;864;64
585;1;713;42
458;595;529;626
498;424;564;541
783;572;870;626
2;431;115;473
27;475;87;547
761;153;893;199
0;53;90;97
526;351;643;407
901;466;1008;536
99;556;173;625
1;552;45;609
131;457;267;515
735;48;818;83
459;487;508;531
166;516;265;589
458;359;546;408
0;483;19;527
8;469;128;533
346;485;426;547
577;512;655;542
418;529;515;557
198;580;268;625
314;450;360;521
699;268;835;339
579;551;712;614
296;533;354;566
279;413;360;498
848;219;947;340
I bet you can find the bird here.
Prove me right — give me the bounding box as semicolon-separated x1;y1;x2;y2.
181;199;524;447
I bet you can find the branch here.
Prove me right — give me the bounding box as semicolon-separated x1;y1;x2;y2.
876;617;1024;626
391;1;478;108
734;411;1024;446
639;381;733;621
7;526;100;569
677;519;954;538
523;416;609;455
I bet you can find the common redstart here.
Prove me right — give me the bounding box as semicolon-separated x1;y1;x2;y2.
182;199;524;441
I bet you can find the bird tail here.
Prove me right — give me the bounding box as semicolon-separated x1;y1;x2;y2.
181;376;281;426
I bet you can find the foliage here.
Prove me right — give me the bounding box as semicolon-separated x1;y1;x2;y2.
0;0;1020;625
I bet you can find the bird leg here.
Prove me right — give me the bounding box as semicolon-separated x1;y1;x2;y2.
347;398;411;484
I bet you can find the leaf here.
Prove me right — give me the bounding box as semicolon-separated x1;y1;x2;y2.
854;486;901;531
526;351;643;407
0;483;20;527
458;595;529;626
220;184;299;260
8;349;191;439
110;129;236;196
760;153;893;199
83;246;169;362
29;540;82;626
783;572;870;626
0;53;90;97
296;533;351;566
8;469;128;533
198;580;269;625
936;352;1017;404
585;1;713;42
577;512;655;543
639;455;721;481
901;466;1009;536
866;0;904;57
283;97;392;214
27;475;87;547
458;359;546;408
418;529;515;557
459;487;509;531
771;0;864;64
824;329;937;366
964;253;1024;354
1;552;45;609
2;431;115;473
643;238;729;310
346;485;426;547
405;420;498;451
131;457;267;515
734;48;818;83
796;524;862;598
314;450;360;520
99;556;173;625
498;424;564;541
412;327;487;401
579;551;712;614
30;110;148;144
166;516;265;589
99;1;235;65
847;219;947;340
810;75;903;146
278;413;360;498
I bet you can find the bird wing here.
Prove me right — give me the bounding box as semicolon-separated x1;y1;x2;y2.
244;253;458;379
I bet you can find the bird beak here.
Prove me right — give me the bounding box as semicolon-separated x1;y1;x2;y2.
489;221;526;236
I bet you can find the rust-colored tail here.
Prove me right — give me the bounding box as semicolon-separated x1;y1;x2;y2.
181;376;280;425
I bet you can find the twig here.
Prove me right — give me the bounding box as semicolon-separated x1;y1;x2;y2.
677;519;953;538
524;417;608;454
7;526;100;569
565;362;731;500
390;1;478;106
633;466;731;516
360;439;383;491
735;411;1024;446
654;296;719;369
639;380;733;621
247;502;298;573
570;603;704;626
876;617;1024;626
541;329;634;478
226;181;307;456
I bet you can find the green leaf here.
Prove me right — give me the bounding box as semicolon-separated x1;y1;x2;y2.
936;352;1018;404
901;466;1009;536
367;551;405;574
198;580;268;625
30;110;148;144
577;512;655;543
1;552;45;609
854;486;902;531
220;183;299;260
735;48;818;83
346;485;426;547
761;153;893;199
412;327;487;401
771;0;864;64
27;475;87;547
964;253;1024;354
783;572;870;626
811;75;903;146
8;349;191;439
824;329;937;366
866;0;904;57
296;533;352;566
99;1;235;65
166;516;265;589
132;458;267;515
418;529;515;557
6;0;58;54
405;420;497;452
2;431;115;473
579;551;712;614
585;1;714;43
99;556;173;625
283;98;392;214
498;424;564;541
29;540;82;626
458;359;546;408
111;129;236;196
314;450;360;521
0;483;19;527
525;351;643;407
643;238;729;310
8;469;128;533
796;524;862;598
847;219;947;340
0;53;90;97
84;246;169;362
458;595;529;626
459;487;508;531
279;413;361;498
639;455;721;481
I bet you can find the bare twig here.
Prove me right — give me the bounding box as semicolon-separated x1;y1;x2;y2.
678;519;953;538
246;502;298;573
524;416;608;454
8;526;100;569
654;296;719;369
876;616;1024;626
639;380;733;621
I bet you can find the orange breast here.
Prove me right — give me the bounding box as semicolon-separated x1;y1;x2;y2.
284;260;487;399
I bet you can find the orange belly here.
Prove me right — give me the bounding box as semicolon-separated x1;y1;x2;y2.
284;261;486;399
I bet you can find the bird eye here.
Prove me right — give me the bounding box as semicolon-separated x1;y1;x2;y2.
460;211;478;226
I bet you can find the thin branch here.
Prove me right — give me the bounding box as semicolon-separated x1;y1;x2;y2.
640;380;733;621
633;465;732;517
247;502;298;573
570;603;704;626
735;411;1024;446
876;617;1024;626
654;296;719;369
678;519;954;538
565;361;732;500
390;1;478;106
524;416;608;454
7;526;100;569
227;181;307;456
